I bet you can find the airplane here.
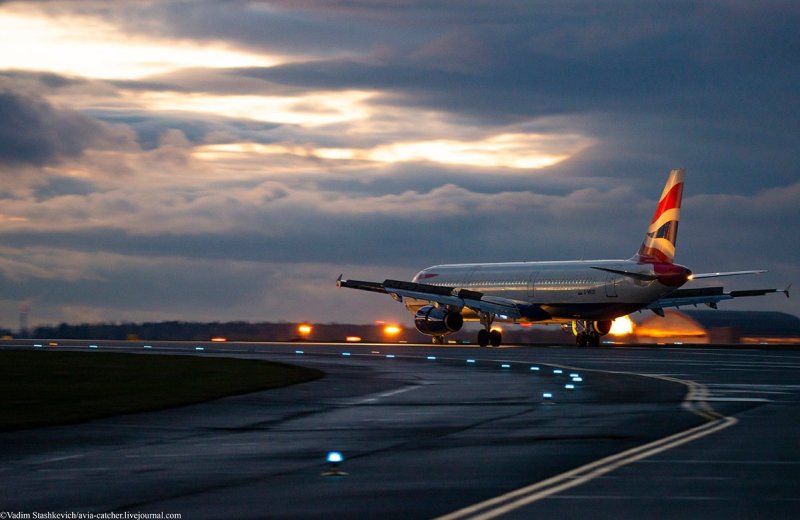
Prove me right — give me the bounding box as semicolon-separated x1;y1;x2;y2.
337;169;789;347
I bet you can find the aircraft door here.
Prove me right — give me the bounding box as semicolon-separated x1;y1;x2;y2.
605;272;619;297
527;271;538;298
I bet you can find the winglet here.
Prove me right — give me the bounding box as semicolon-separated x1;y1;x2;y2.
784;284;792;299
336;274;343;287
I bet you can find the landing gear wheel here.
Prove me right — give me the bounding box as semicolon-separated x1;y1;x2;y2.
589;331;601;347
477;329;489;347
576;332;588;348
489;330;502;347
432;336;445;345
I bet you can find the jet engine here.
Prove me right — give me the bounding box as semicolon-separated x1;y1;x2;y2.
414;305;464;336
593;320;613;335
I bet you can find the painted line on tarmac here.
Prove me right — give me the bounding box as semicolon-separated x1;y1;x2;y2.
436;415;737;520
436;368;738;520
354;385;421;405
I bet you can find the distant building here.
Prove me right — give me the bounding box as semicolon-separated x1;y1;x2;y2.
631;310;800;345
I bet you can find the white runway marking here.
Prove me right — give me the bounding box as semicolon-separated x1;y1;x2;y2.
31;453;86;465
436;416;738;520
436;370;739;520
353;385;420;404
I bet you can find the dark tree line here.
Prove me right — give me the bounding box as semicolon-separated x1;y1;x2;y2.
25;320;568;344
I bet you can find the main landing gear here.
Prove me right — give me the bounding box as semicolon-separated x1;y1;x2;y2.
570;320;611;348
477;313;502;347
575;329;601;348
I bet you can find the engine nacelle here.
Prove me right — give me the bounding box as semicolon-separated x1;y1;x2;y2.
414;305;464;336
593;320;613;335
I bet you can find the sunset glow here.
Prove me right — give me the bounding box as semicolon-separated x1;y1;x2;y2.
194;132;588;169
136;90;374;127
0;10;278;79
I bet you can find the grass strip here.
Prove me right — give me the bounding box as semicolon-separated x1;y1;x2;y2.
0;350;323;431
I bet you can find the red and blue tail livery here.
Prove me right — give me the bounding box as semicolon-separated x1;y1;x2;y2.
637;168;684;264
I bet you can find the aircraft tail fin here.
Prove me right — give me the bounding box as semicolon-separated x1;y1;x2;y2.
636;168;685;264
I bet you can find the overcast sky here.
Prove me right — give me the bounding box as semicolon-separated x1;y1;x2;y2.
0;0;797;329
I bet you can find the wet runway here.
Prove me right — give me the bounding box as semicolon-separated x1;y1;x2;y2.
1;340;798;519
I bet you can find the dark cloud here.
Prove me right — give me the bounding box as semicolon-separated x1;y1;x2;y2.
0;89;106;166
91;112;279;150
33;176;97;201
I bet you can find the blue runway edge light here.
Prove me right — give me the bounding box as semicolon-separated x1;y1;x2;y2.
326;451;344;464
295;350;304;355
530;366;540;371
342;352;351;356
386;354;396;358
553;369;563;374
501;364;511;369
565;384;575;390
466;359;476;364
427;356;436;360
542;392;553;399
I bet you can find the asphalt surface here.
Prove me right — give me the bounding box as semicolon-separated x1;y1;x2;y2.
0;340;798;519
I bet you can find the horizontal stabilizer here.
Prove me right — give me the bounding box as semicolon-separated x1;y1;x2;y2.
689;270;766;280
590;266;658;281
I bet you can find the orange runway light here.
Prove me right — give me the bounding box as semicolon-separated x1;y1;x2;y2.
345;336;362;342
211;337;227;342
297;324;313;335
383;325;402;335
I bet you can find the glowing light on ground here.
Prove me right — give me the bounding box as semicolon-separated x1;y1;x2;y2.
383;325;402;335
297;324;313;336
0;9;278;79
609;315;635;336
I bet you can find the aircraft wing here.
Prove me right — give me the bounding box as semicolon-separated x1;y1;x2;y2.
648;285;790;313
336;276;526;318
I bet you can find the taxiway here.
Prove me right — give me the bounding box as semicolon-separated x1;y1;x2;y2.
0;340;798;519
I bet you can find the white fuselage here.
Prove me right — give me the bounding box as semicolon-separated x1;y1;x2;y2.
405;259;688;324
